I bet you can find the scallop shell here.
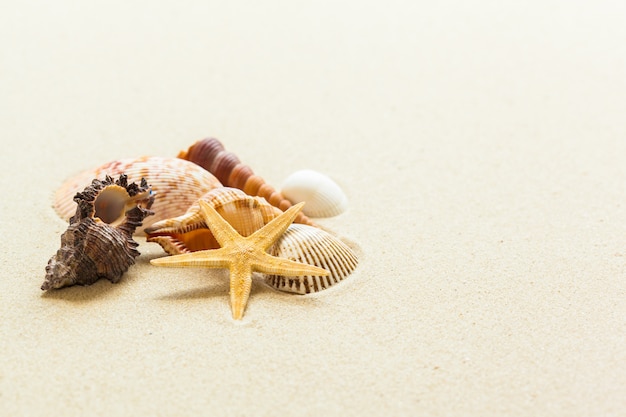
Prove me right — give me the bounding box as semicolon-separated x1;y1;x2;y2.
280;169;348;218
42;175;155;290
146;187;283;255
265;224;358;294
54;156;222;231
178;137;315;226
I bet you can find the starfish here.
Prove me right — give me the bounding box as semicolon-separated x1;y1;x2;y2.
150;200;329;320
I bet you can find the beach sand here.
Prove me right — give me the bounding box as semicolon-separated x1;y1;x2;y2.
1;1;625;415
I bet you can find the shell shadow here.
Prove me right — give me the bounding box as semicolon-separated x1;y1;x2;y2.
39;276;132;303
39;255;153;303
154;274;271;302
155;283;228;301
153;274;323;311
251;277;326;309
153;267;230;301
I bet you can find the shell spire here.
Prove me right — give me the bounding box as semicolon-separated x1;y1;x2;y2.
178;137;315;226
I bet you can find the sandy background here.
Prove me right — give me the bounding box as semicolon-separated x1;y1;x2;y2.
1;1;625;415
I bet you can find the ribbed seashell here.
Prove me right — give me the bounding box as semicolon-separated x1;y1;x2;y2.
265;224;358;294
53;156;222;231
145;187;283;255
280;169;348;218
178;137;315;226
42;175;155;290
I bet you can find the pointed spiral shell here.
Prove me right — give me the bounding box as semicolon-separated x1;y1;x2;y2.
146;187;283;255
178;137;315;226
265;224;358;294
53;156;222;231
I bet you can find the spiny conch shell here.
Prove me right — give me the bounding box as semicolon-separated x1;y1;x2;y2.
265;224;358;295
177;137;316;226
145;187;283;255
280;169;348;218
42;175;155;290
53;156;222;231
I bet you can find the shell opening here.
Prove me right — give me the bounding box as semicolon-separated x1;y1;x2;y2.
94;185;154;226
93;185;129;224
147;229;220;254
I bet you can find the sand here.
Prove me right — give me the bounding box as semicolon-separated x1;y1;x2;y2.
1;1;625;415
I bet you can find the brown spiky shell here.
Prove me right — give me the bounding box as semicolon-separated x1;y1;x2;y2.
42;175;155;290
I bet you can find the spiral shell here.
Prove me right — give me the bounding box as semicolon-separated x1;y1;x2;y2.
42;175;155;290
178;137;315;226
146;187;283;255
54;156;223;231
280;169;348;218
265;224;358;294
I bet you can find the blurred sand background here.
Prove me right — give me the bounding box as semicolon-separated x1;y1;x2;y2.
1;1;625;415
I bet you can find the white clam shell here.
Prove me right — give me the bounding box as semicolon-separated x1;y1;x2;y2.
265;224;358;294
280;169;348;218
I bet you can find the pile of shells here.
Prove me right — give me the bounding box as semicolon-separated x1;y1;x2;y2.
45;137;358;296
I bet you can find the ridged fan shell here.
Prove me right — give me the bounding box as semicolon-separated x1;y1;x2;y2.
265;224;358;294
146;187;283;255
178;137;315;226
54;156;222;231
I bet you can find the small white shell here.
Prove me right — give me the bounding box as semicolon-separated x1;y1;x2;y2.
280;169;348;218
265;224;358;294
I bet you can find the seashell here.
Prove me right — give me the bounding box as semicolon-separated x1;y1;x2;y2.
42;175;155;290
265;224;358;294
280;169;348;218
146;187;283;255
53;156;222;231
178;137;315;226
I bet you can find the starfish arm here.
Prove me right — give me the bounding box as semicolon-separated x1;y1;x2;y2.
198;200;241;246
255;252;330;277
249;202;306;250
229;261;253;320
150;247;232;269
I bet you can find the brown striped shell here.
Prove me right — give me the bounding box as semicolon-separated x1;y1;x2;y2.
42;175;155;290
53;156;223;231
146;187;283;255
178;137;315;226
265;224;358;294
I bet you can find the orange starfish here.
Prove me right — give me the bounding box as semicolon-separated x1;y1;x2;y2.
150;200;329;319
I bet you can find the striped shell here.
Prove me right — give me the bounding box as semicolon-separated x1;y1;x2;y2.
280;169;348;218
146;187;283;255
178;137;315;226
54;157;222;231
43;175;155;290
265;224;358;294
